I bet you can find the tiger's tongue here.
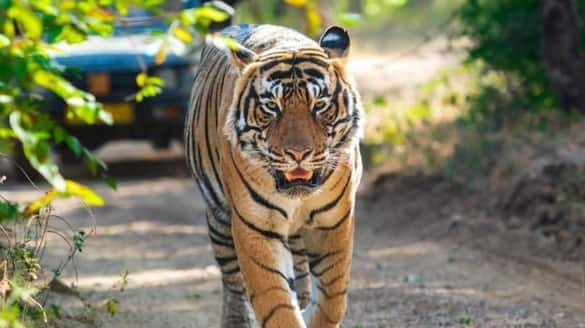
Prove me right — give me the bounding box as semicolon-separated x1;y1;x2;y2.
284;168;313;181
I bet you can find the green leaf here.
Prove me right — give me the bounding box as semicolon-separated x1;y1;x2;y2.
105;298;119;316
180;5;231;30
0;201;19;222
0;0;11;10
284;0;306;7
194;6;231;22
104;175;117;190
83;149;100;176
23;189;58;216
49;304;62;320
57;24;86;44
24;180;104;216
32;2;58;16
173;25;192;43
0;33;9;48
304;3;321;37
206;35;241;51
53;126;67;144
136;72;147;88
97;106;113;125
147;76;164;87
73;230;86;252
7;7;42;40
10;111;66;191
64;180;104;206
65;136;82;157
116;1;129;16
337;13;362;28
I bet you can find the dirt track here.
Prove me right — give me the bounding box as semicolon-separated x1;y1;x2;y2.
2;155;584;327
2;51;585;327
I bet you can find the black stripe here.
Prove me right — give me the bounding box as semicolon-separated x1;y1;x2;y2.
207;210;231;228
262;304;295;328
333;122;357;148
240;76;257;131
195;145;225;211
233;205;286;240
249;256;295;291
331;115;352;131
260;56;329;73
307;174;351;224
209;234;235;248
193;52;223;129
223;283;246;295
294;258;308;267
320;167;336;185
221;266;240;275
317;285;347;300
215;255;237;266
203;72;224;197
230;150;288;219
303;68;325;79
301;57;329;68
330;72;343;118
321;272;346;287
288;234;301;240
311;258;344;278
317;304;339;324
207;223;233;242
291;248;306;256
259;58;291;72
295;271;310;281
250;286;290;305
309;250;342;269
316;210;351;231
269;70;293;80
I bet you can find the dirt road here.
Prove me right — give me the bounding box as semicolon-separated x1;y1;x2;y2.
3;156;584;327
2;50;585;327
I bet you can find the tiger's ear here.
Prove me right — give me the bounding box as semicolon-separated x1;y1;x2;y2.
229;44;258;70
319;26;350;62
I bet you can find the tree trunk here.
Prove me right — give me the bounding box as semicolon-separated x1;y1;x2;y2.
541;0;585;113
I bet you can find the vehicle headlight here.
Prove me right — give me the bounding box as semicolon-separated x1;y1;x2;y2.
155;68;177;89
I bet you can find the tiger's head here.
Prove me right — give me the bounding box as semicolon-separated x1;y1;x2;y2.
225;26;363;197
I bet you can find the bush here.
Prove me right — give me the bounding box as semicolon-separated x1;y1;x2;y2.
455;0;585;123
0;1;234;325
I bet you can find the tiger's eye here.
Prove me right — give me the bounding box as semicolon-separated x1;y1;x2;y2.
313;99;328;111
265;101;279;111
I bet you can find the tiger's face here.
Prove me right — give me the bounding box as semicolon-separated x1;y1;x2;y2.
225;27;362;197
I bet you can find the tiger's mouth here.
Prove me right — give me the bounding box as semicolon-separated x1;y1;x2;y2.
275;168;321;192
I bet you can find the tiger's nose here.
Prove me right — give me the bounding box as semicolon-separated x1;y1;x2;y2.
285;146;312;162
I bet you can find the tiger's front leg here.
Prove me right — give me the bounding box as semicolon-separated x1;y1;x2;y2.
231;209;306;328
206;209;256;327
302;213;354;328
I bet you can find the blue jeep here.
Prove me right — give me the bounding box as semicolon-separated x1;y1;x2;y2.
48;10;198;156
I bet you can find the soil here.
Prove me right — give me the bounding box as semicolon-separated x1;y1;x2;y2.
1;50;585;327
1;151;583;328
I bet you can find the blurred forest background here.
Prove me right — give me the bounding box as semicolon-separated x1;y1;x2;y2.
2;0;585;326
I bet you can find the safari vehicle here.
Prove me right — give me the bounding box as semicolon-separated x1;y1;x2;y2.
7;1;236;179
47;11;198;158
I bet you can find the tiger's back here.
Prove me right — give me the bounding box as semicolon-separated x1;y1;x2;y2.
185;24;363;328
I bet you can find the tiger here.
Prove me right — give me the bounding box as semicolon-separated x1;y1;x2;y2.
185;24;363;328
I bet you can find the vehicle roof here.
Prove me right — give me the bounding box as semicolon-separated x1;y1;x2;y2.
52;30;195;72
